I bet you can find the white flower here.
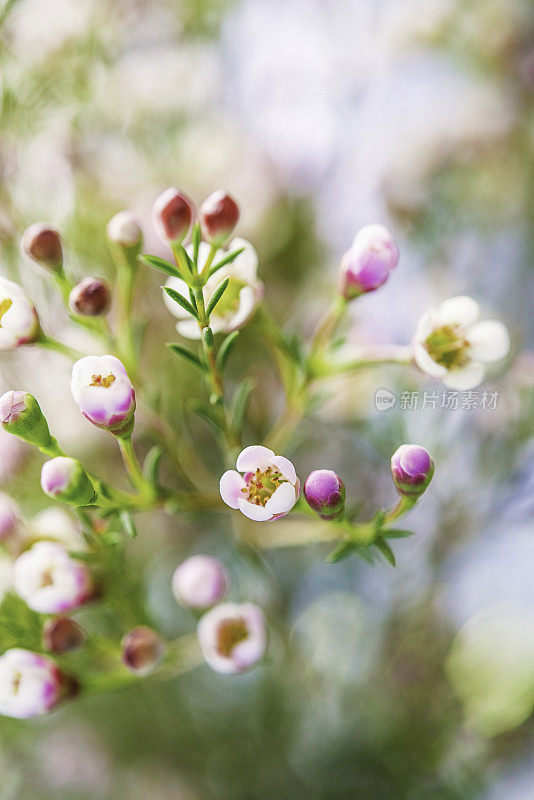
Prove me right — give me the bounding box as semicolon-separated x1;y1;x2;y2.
71;355;135;435
0;277;39;350
0;648;64;719
13;541;93;614
163;239;264;339
197;602;267;674
413;295;510;390
220;445;300;522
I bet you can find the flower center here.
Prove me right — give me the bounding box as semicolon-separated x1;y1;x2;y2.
424;325;470;369
217;618;248;657
242;467;286;507
12;671;22;695
90;373;116;388
39;569;54;589
0;298;13;327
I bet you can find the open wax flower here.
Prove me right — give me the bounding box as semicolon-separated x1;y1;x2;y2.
197;602;267;674
71;355;135;436
163;239;263;339
0;277;39;350
13;541;93;614
413;296;510;390
0;648;66;719
220;445;300;521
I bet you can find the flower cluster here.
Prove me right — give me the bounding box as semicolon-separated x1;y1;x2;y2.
0;185;513;718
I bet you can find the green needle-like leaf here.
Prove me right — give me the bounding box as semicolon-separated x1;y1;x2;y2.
120;510;138;539
139;254;183;279
167;342;207;373
163;287;198;319
209;247;245;277
216;331;239;371
206;277;229;318
231;378;254;434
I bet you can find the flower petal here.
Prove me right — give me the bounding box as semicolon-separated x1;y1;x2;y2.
236;445;275;472
265;482;298;516
413;343;448;379
443;361;485;390
176;319;202;340
468;320;510;363
437;296;480;327
237;498;273;522
269;455;297;485
219;470;246;509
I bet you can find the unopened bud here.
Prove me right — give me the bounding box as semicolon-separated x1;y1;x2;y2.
21;223;63;272
40;457;96;506
200;191;239;245
0;493;21;541
338;224;399;300
121;627;165;676
304;469;346;519
106;211;142;248
172;555;228;610
43;617;84;653
152;188;194;244
391;444;434;497
0;391;52;448
69;277;111;316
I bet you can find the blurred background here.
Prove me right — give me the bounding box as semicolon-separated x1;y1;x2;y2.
0;0;534;797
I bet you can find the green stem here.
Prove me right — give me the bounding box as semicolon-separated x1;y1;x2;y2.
38;334;84;361
383;494;417;525
116;435;154;499
317;345;413;377
199;243;218;281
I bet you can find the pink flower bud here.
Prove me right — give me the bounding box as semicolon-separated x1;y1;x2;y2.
41;457;96;506
21;223;63;272
172;555;228;610
0;278;40;349
152;188;194;244
338;224;399;300
391;444;434;497
200;191;239;245
106;211;142;247
121;627;166;676
0;648;67;718
43;617;84;653
13;541;93;614
68;277;111;316
0;391;52;448
198;602;267;675
304;470;345;519
71;355;135;437
0;493;21;540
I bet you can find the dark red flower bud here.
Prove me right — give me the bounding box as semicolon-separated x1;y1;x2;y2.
21;223;63;272
200;191;239;245
121;627;165;676
152;188;194;244
43;616;84;653
68;277;111;316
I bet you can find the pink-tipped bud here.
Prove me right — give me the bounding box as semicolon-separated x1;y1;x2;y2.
391;444;434;497
106;211;142;247
41;457;96;507
121;627;166;676
338;224;399;300
21;223;63;272
304;470;346;519
152;188;194;244
43;617;84;653
69;277;111;317
200;191;239;245
172;555;229;610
